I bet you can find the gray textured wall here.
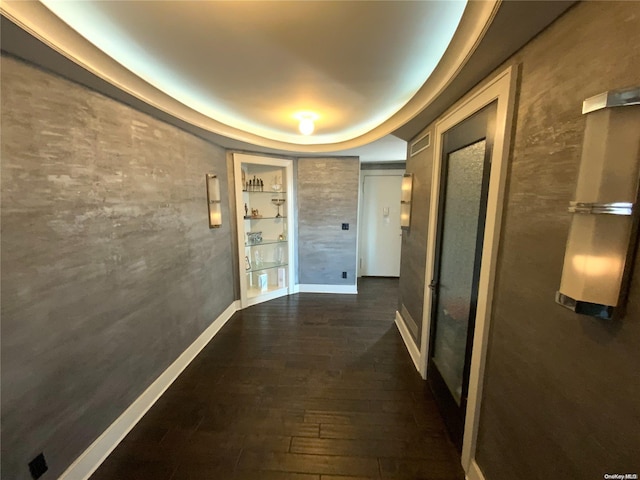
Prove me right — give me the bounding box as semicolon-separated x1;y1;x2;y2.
297;157;359;285
398;132;434;343
1;55;235;480
475;2;640;477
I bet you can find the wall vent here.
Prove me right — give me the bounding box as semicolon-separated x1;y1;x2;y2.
410;131;431;157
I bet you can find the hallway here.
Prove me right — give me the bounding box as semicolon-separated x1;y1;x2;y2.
91;278;465;479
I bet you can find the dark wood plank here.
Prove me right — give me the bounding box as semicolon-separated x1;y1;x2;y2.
237;451;380;477
90;459;176;480
89;278;464;480
379;457;464;479
290;437;456;460
235;473;319;480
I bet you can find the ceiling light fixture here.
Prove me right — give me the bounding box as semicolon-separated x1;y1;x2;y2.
294;112;319;136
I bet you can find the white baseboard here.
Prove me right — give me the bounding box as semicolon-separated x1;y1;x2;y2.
59;300;240;480
466;459;486;480
243;288;289;308
297;284;358;294
395;310;421;374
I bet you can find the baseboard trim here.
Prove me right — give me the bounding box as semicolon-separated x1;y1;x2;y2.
395;310;421;374
297;284;358;294
466;459;486;480
243;288;289;308
59;300;240;480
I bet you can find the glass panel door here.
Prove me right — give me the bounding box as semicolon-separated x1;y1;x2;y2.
432;140;486;404
426;101;496;451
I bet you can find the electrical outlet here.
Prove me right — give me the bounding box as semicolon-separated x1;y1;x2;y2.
29;453;48;479
342;223;349;230
342;271;347;279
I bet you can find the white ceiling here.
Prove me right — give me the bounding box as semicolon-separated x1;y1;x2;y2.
40;0;467;146
2;0;499;152
1;1;575;161
325;135;408;163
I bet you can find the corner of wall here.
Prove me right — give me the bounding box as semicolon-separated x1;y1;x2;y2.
395;310;422;377
58;300;239;480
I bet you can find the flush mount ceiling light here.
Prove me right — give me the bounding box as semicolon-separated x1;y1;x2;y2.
294;112;319;136
299;118;314;136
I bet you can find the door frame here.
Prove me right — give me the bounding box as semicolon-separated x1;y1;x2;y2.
357;168;405;277
418;65;517;473
427;110;495;451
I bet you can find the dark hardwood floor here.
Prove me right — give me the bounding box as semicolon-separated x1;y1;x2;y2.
91;278;465;479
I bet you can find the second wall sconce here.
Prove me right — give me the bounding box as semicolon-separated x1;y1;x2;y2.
206;174;222;228
401;173;413;230
556;87;640;319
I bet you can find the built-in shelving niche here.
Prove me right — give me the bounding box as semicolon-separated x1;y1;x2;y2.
233;153;295;308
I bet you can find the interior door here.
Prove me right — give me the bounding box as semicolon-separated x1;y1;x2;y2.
427;103;496;450
361;174;402;276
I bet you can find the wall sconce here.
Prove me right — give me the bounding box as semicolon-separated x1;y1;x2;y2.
206;174;222;228
556;87;640;319
401;173;413;230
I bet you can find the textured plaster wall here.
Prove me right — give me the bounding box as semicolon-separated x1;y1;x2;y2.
297;157;359;286
399;2;640;477
478;2;640;480
398;130;434;343
475;2;640;477
0;55;234;479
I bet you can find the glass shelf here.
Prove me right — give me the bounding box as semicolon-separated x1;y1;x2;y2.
243;216;287;220
242;190;287;194
245;239;288;247
245;261;288;273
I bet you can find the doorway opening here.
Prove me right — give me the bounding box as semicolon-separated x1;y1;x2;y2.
417;66;516;473
359;170;405;277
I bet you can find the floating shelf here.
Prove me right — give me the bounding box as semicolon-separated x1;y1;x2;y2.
245;239;288;247
245;262;288;273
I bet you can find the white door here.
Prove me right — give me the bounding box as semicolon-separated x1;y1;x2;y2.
361;174;403;276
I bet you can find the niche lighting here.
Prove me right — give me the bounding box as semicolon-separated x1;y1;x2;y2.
556;87;640;319
401;173;413;230
206;174;222;228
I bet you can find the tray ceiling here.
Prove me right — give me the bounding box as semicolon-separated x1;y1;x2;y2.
1;1;575;155
2;0;499;152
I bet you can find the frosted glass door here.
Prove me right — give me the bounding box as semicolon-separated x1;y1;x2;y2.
432;140;486;405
